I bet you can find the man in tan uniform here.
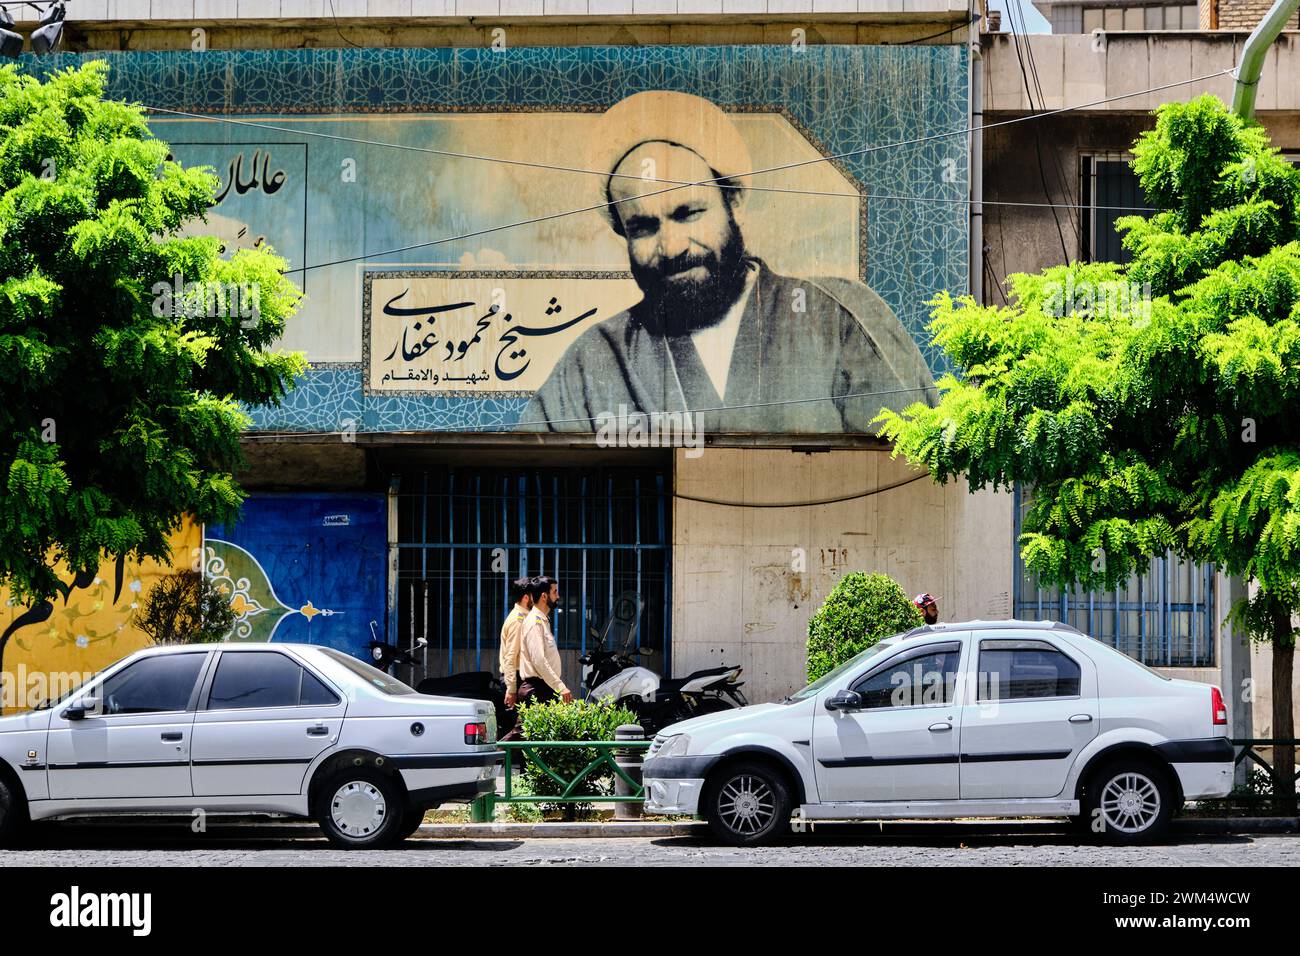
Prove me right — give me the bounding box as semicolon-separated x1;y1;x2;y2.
496;577;533;743
499;576;533;708
516;575;573;706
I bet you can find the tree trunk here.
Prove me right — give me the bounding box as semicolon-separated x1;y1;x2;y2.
1271;621;1296;813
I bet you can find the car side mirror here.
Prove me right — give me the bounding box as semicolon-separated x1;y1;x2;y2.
61;695;99;720
825;690;862;712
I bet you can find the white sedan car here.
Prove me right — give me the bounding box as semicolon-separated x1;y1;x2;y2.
0;643;502;849
644;620;1234;845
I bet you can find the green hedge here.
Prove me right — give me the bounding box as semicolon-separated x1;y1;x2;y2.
517;698;639;820
806;572;923;682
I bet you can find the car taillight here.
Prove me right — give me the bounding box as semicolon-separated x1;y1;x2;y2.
1211;686;1228;726
464;721;488;745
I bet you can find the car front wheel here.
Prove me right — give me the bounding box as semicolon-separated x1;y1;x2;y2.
1081;759;1175;844
704;761;791;847
316;769;405;849
0;775;29;848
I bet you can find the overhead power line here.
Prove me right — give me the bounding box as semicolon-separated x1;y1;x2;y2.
141;66;1231;275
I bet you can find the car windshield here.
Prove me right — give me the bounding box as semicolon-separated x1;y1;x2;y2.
319;648;417;696
784;640;898;702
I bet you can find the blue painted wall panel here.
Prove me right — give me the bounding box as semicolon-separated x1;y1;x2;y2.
207;494;386;659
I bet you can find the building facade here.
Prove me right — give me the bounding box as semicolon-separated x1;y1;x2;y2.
3;2;1010;707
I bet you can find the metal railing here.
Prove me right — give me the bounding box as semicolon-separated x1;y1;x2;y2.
467;737;1299;823
1217;738;1300;805
470;739;651;822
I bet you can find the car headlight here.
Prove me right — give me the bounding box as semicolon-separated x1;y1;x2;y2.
658;734;692;758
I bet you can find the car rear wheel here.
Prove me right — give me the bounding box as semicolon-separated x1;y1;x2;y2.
704;761;791;847
1081;759;1174;844
316;769;404;849
0;775;30;849
395;806;428;843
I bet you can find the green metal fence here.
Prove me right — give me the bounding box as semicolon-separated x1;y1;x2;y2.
468;737;1299;824
471;739;651;822
1216;738;1300;806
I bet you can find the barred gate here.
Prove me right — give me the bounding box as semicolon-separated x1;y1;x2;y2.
393;466;671;681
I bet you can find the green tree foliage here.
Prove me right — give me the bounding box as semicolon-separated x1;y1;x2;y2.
876;95;1300;804
0;62;306;604
806;572;923;682
517;698;638;820
133;568;235;645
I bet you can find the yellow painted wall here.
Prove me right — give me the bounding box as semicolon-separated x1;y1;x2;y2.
0;521;202;714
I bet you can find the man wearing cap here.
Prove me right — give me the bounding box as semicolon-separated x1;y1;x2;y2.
914;593;939;626
520;90;934;434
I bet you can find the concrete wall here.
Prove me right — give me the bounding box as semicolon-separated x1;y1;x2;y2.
56;19;971;50
983;31;1300;115
15;0;968;25
1247;642;1300;739
671;446;1014;703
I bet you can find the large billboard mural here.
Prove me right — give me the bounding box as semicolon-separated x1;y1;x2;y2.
37;45;968;435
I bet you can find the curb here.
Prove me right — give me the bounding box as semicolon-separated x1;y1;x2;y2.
1173;816;1299;834
413;821;705;839
412;817;1300;839
53;816;1299;839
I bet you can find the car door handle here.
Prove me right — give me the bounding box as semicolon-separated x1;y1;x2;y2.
306;725;329;736
1068;714;1093;723
160;732;183;742
928;721;952;732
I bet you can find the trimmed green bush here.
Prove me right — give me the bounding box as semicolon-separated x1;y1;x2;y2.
517;698;638;820
806;573;923;682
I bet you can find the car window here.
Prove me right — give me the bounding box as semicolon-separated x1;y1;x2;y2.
208;652;334;710
98;653;206;715
978;639;1082;700
318;647;416;696
851;645;961;709
300;669;341;705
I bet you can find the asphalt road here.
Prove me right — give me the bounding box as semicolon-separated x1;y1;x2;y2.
3;823;1297;866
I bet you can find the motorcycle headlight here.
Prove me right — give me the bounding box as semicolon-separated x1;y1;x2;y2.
659;734;692;758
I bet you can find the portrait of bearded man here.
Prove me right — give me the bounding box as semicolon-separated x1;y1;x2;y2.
519;90;936;434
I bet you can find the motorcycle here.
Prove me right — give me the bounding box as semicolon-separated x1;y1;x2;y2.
580;628;748;734
368;624;511;733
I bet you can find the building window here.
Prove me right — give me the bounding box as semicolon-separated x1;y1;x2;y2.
1013;487;1216;667
394;465;671;680
1083;151;1300;265
1082;4;1200;32
1080;151;1149;264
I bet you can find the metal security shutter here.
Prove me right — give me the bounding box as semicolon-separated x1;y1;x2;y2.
394;466;671;681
